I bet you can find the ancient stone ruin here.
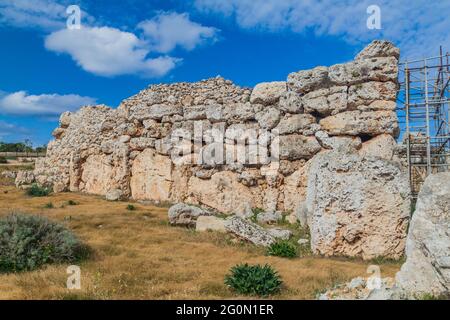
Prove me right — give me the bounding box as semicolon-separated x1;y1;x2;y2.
17;40;411;260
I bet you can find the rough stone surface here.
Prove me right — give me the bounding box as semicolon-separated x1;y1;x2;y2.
196;215;226;232
224;216;276;247
256;211;283;225
20;40;410;259
15;170;35;188
306;150;410;260
105;188;123;201
268;228;293;240
396;172;450;297
168;203;212;227
250;81;286;105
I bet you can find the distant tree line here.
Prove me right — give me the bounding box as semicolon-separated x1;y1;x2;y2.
0;140;47;153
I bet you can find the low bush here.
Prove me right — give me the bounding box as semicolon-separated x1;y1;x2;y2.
0;214;89;273
267;241;298;258
0;156;7;164
26;184;51;197
67;200;78;206
126;204;136;211
224;263;282;297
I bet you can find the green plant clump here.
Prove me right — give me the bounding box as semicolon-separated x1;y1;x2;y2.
26;184;51;197
224;263;283;297
126;204;136;211
67;200;78;206
0;156;7;164
0;214;89;273
267;241;298;258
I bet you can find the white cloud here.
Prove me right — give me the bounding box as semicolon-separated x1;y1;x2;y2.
194;0;450;59
0;0;94;31
138;12;218;53
0;90;96;116
44;26;180;77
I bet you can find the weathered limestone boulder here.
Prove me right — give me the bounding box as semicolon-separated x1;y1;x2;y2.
279;135;321;160
195;215;226;232
302;86;348;116
315;130;361;151
1;170;17;179
396;172;450;297
256;211;282;225
105;188;123;201
250;81;286;105
268;228;293;240
319;111;399;137
356;40;400;60
225;216;276;246
130;149;172;202
187;171;262;213
359;134;397;160
15;170;35;188
306;150;410;260
168;203;212;227
275;114;316;135
287;66;329;94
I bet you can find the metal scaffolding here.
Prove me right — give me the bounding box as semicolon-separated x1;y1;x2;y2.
398;47;450;197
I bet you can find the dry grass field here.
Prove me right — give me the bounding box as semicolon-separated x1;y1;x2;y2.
0;165;401;300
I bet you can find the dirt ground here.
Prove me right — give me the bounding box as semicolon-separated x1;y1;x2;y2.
0;165;401;300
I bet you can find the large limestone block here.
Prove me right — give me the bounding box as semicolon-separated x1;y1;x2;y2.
168;203;212;227
250;81;286;105
348;81;397;108
328;56;398;86
130;149;173;202
287;66;329;94
306;150;410;260
196;215;226;232
275;114;316;135
187;171;262;213
396;172;450;297
302;86;348;116
279;135;321;160
224;216;276;247
356;40;400;60
359;134;396;160
81;154;113;195
319;110;399;137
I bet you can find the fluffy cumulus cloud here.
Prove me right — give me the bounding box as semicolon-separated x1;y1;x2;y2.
0;90;96;116
194;0;450;58
138;12;218;53
45;26;180;77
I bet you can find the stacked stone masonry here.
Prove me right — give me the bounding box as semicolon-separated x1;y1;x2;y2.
21;40;410;259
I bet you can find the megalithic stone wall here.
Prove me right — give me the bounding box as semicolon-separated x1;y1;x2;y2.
19;40;411;259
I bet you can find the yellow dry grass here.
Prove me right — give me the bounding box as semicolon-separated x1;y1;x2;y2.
0;167;401;300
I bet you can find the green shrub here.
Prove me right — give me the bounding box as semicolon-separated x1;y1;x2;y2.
26;184;51;197
44;202;54;209
0;156;7;164
267;241;298;258
224;263;282;297
0;214;89;273
126;204;136;211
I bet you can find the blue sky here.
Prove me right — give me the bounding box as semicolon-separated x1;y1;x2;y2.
0;0;449;146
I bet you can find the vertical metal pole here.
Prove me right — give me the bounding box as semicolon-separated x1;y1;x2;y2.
405;64;412;192
424;59;432;175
